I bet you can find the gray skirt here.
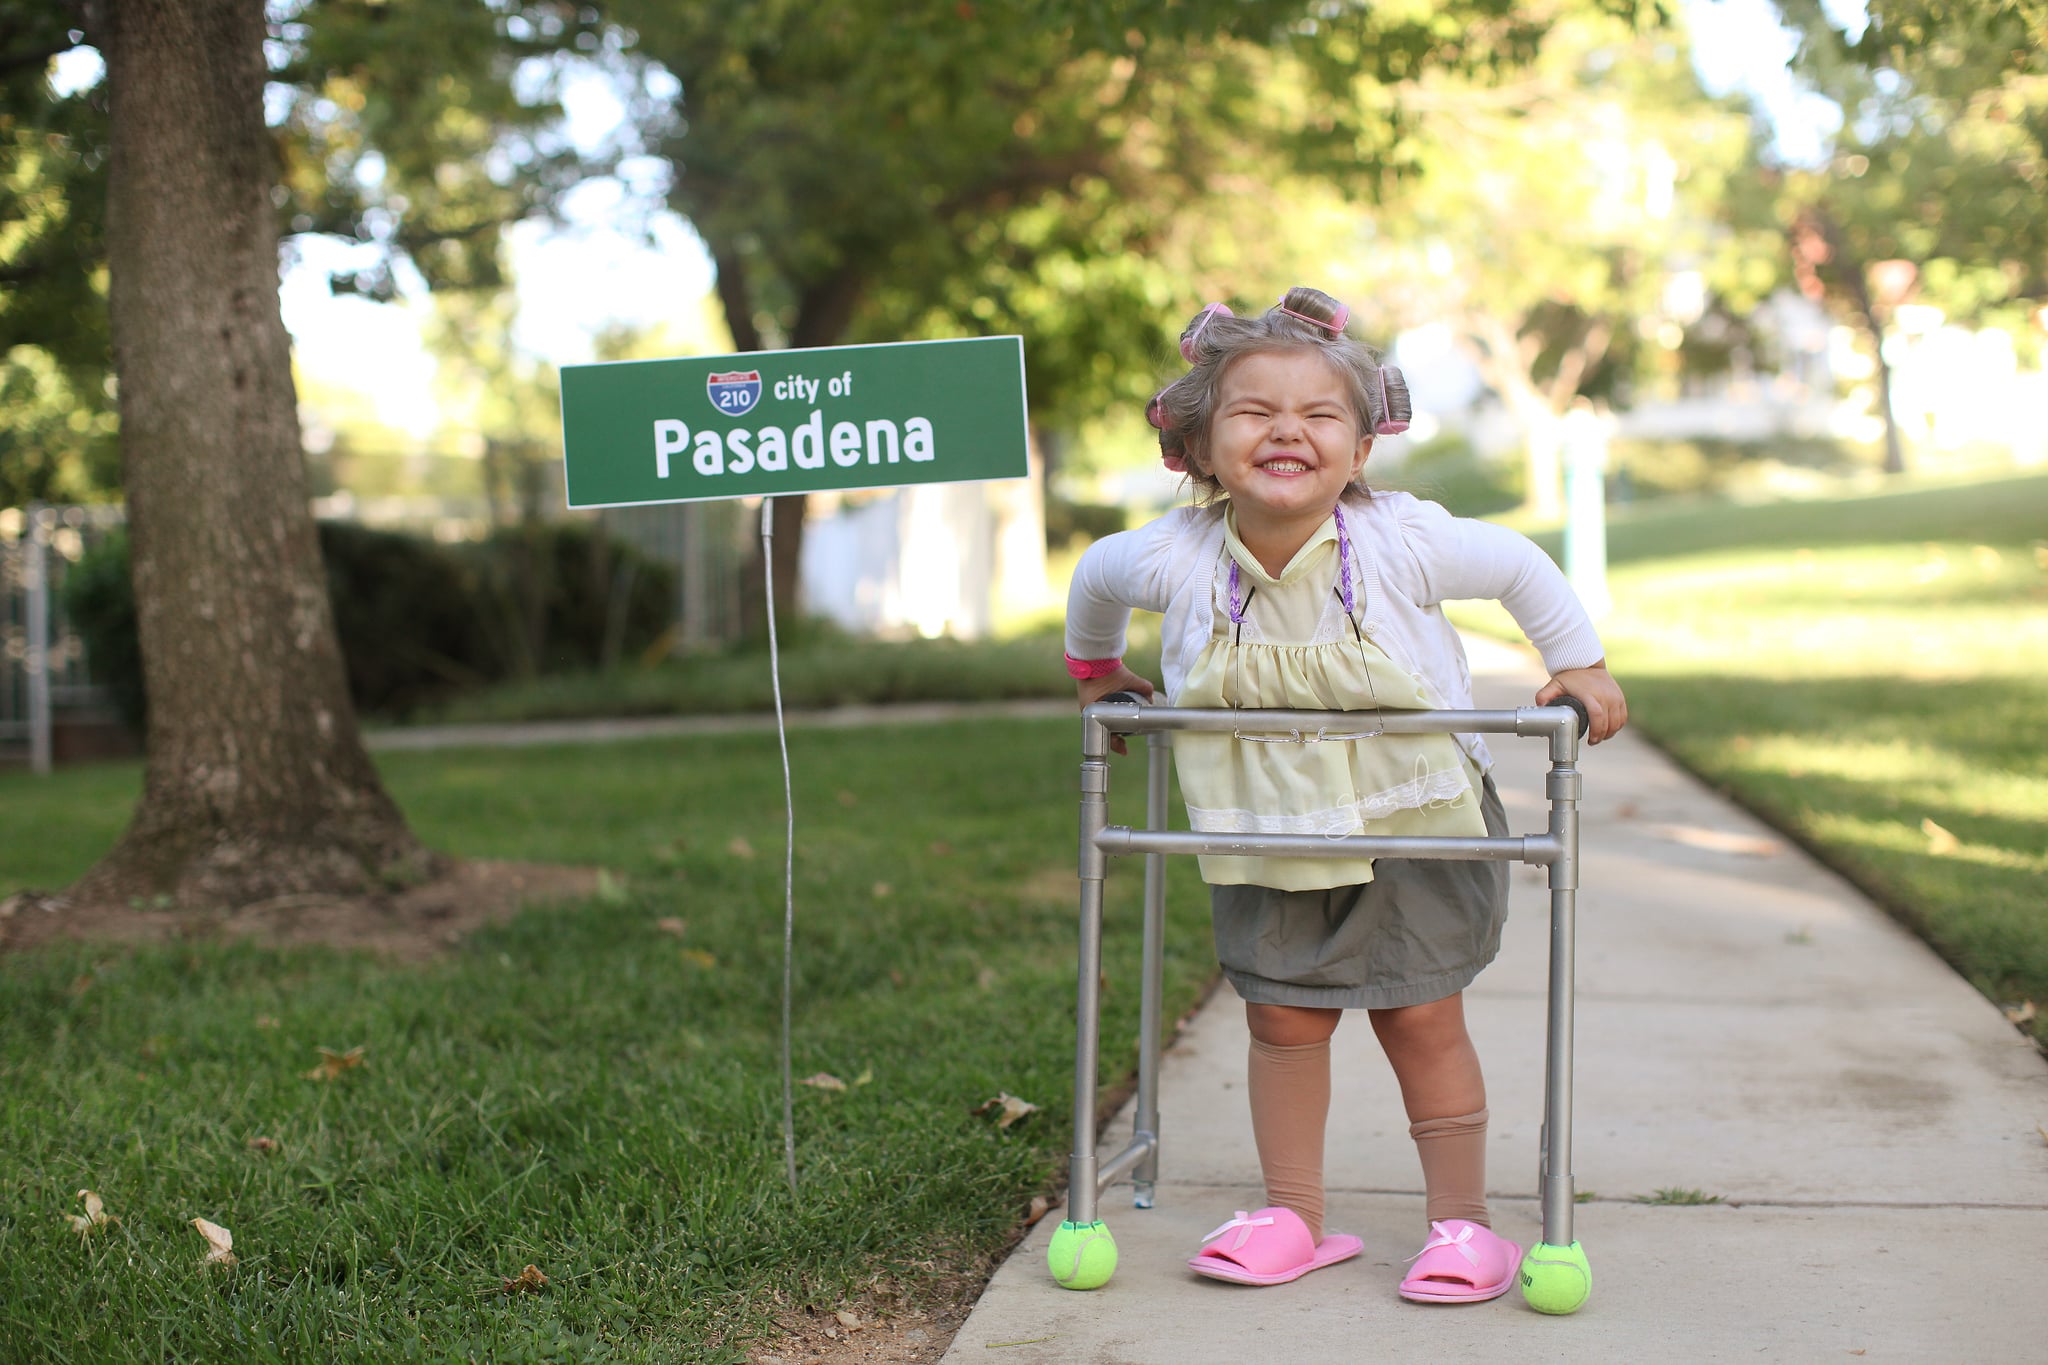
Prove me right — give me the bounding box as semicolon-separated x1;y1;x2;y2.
1209;775;1510;1010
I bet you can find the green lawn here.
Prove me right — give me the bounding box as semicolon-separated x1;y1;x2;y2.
0;721;1212;1362
1474;469;2048;1039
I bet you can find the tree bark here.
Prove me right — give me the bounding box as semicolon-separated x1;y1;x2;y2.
79;0;432;908
713;247;868;633
1469;312;1568;521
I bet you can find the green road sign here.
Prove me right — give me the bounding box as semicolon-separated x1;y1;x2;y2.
559;336;1029;509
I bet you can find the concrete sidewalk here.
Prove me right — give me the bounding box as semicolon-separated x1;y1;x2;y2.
945;635;2048;1362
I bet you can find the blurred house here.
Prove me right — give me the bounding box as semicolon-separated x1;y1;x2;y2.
800;459;1049;639
1389;290;2048;472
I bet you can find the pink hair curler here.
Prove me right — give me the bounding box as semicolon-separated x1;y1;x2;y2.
1148;390;1188;471
1374;366;1412;436
1277;297;1349;333
1179;302;1235;364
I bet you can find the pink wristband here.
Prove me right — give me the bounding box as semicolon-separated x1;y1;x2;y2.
1064;653;1124;680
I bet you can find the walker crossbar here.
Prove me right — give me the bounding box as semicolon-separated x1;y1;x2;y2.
1068;700;1585;1260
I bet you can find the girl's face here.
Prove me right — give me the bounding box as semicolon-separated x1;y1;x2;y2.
1204;349;1370;531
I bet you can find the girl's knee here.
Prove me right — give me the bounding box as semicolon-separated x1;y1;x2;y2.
1245;1002;1341;1046
1368;995;1471;1051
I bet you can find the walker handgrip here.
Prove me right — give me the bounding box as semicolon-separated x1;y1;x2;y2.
1099;690;1148;738
1553;695;1590;738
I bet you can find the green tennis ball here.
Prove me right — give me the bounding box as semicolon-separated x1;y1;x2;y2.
1047;1219;1118;1290
1519;1241;1592;1314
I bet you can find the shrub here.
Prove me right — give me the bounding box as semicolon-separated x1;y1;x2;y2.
319;521;499;716
60;521;680;726
1044;496;1128;548
1379;434;1524;518
456;521;677;679
58;531;146;731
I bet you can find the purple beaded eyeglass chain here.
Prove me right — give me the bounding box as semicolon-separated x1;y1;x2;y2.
1228;504;1354;625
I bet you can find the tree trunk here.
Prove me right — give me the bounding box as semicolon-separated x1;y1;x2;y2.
79;0;432;908
713;241;869;631
1857;309;1908;476
1468;313;1567;521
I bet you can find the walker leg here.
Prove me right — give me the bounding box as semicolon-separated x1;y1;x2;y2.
1538;758;1581;1247
1131;732;1171;1209
1069;736;1112;1226
1520;741;1592;1315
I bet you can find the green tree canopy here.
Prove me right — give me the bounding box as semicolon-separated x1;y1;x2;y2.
606;0;1594;605
1773;0;2048;470
0;0;610;507
1327;6;1769;514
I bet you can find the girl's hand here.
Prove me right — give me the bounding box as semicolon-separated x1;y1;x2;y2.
1535;662;1627;745
1077;666;1156;755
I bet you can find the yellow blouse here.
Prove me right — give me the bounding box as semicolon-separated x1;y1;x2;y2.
1174;505;1485;890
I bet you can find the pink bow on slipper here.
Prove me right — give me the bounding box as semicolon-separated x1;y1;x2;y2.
1200;1211;1277;1254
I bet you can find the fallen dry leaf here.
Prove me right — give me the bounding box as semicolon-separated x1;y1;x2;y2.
655;917;687;937
680;948;717;969
1024;1194;1052;1226
192;1217;236;1267
727;836;755;859
66;1189;117;1239
2037;1123;2047;1147
799;1073;848;1091
302;1045;366;1081
501;1264;549;1294
1921;818;1960;855
247;1136;280;1155
836;789;858;807
834;1310;861;1330
871;881;892;898
853;1067;873;1087
974;1092;1040;1129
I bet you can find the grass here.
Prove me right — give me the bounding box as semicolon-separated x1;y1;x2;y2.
0;720;1212;1362
1461;468;2048;1040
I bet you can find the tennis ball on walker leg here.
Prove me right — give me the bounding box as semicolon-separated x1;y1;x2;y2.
1047;1220;1118;1290
1519;1241;1591;1314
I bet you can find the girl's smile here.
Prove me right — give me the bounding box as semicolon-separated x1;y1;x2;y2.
1206;349;1371;572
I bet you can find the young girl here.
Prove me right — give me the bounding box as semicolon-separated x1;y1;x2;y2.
1064;287;1626;1301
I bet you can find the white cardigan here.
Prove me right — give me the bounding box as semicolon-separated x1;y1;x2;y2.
1065;490;1605;770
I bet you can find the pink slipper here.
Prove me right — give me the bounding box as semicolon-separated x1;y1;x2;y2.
1398;1219;1521;1303
1188;1207;1363;1286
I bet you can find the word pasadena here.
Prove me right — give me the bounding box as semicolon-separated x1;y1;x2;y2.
653;409;936;479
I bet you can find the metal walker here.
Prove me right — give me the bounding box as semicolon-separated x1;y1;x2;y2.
1059;696;1594;1311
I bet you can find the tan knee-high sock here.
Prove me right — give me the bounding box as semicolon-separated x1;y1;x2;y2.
1246;1036;1331;1244
1409;1108;1490;1227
